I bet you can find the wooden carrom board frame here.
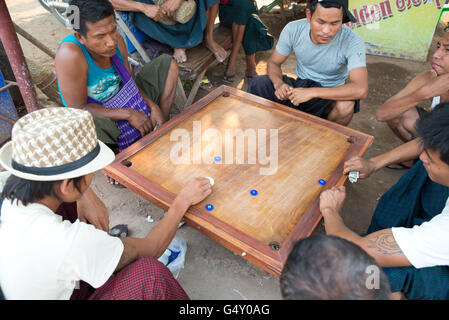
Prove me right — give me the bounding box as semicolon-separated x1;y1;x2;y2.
104;85;373;277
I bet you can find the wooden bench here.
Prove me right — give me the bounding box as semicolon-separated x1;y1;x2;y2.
177;24;232;106
116;12;233;111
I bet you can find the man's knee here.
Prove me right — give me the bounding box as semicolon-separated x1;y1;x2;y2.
126;256;174;287
134;256;171;277
386;112;418;134
383;265;449;299
168;58;179;79
386;116;402;131
133;256;189;299
401;115;419;134
332;100;355;117
247;75;273;96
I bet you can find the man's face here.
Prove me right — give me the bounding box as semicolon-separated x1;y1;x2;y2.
432;33;449;76
77;15;118;58
306;3;344;45
420;148;449;187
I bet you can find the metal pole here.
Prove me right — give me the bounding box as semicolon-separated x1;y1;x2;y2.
0;0;39;113
13;22;56;59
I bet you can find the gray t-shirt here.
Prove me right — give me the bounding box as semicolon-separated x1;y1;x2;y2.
276;19;366;88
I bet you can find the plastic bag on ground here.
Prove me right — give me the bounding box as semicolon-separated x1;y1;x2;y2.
157;236;187;279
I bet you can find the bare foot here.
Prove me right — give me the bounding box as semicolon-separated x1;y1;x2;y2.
204;38;228;63
225;63;235;78
173;48;187;63
245;69;258;78
106;175;119;185
106;175;125;188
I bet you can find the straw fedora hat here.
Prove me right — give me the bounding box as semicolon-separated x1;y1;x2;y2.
156;0;196;25
0;107;115;181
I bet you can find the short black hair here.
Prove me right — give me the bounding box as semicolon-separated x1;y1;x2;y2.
415;102;449;166
1;175;85;206
280;235;392;300
307;0;344;20
68;0;115;36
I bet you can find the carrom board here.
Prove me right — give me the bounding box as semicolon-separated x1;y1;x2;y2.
104;86;373;277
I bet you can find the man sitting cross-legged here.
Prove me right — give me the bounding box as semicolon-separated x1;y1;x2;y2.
247;0;368;126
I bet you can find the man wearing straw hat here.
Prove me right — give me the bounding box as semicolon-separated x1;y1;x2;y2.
0;107;212;300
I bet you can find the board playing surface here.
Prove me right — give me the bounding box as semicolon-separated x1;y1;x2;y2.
105;86;373;276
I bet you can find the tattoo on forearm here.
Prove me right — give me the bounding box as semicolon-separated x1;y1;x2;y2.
367;232;402;255
116;238;138;271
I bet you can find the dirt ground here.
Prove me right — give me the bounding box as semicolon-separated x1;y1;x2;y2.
4;0;447;300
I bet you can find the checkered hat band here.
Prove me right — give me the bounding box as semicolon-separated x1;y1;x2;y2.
11;107;98;169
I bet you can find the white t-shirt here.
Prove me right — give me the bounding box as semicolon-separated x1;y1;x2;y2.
0;172;124;300
392;197;449;269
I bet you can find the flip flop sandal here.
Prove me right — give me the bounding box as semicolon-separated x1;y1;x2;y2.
109;224;128;237
386;163;413;170
223;73;235;83
245;73;257;82
245;70;258;77
114;183;126;188
106;176;126;188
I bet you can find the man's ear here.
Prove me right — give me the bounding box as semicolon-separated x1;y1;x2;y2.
59;179;75;197
73;31;86;45
306;8;311;22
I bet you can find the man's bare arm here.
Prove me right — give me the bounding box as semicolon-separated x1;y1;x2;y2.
115;237;139;271
343;138;422;178
267;50;293;100
55;42;132;120
376;71;434;122
117;33;131;74
114;178;212;272
116;34;163;126
110;0;166;21
320;189;411;268
55;42;153;136
288;67;368;106
368;138;422;169
77;187;109;232
323;209;410;266
310;66;368;101
109;0;147;12
114;196;190;272
362;229;411;267
267;50;290;88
